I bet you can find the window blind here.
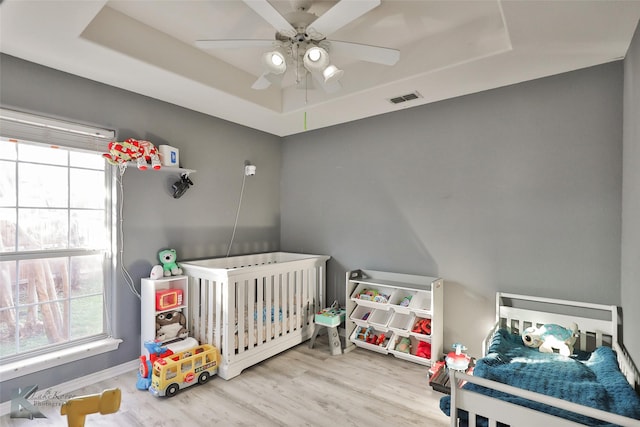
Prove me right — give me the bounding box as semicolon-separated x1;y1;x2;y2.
0;108;115;152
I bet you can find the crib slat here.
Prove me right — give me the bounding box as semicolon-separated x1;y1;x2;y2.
214;280;221;349
248;278;256;349
274;273;281;337
222;277;234;363
288;272;295;334
302;268;309;329
234;279;244;354
257;275;265;345
296;270;301;330
202;279;210;344
265;275;272;344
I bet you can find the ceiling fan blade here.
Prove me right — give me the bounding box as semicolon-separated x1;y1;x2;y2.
242;0;297;38
251;72;284;90
307;0;381;40
195;39;275;49
328;40;400;66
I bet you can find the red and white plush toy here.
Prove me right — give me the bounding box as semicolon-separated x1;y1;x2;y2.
103;138;161;170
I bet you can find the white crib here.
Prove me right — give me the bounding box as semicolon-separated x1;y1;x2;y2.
180;252;330;380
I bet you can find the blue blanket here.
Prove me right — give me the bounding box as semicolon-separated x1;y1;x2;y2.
440;329;640;426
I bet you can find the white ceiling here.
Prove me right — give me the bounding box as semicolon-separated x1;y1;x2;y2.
1;1;639;137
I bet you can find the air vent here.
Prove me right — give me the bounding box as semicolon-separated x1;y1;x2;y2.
388;91;422;105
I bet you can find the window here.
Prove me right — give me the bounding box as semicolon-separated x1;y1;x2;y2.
0;109;116;364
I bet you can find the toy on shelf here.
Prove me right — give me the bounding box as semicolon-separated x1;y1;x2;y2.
156;309;188;343
150;265;164;280
399;295;412;307
355;326;371;341
354;326;388;347
445;343;471;371
102;138;161;170
356;289;378;301
412;318;431;335
521;322;578;356
366;332;387;346
149;344;220;397
158;249;183;277
355;289;391;303
395;337;411;353
156;288;183;311
416;340;431;359
137;341;173;390
60;388;121;427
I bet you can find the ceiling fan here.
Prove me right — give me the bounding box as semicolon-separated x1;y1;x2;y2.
194;0;400;92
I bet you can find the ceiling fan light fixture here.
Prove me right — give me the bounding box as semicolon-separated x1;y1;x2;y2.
262;50;287;74
322;64;344;84
307;46;322;62
303;46;329;72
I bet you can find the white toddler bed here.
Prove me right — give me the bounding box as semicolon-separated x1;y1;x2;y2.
445;292;640;427
180;252;330;380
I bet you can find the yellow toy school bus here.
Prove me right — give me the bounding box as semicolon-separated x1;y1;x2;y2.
149;344;220;397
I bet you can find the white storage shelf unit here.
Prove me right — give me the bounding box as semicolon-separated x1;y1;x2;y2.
140;275;188;355
345;269;443;366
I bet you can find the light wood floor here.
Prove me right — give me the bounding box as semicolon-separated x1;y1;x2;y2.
1;336;450;426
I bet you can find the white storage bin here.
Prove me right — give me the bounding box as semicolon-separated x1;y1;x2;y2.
409;316;432;339
368;309;392;328
349;283;393;309
349;305;372;327
388;312;414;336
349;325;390;354
389;289;416;313
388;334;432;366
408;291;432;315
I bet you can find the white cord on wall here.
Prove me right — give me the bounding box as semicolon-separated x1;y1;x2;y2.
117;165;141;299
226;171;247;257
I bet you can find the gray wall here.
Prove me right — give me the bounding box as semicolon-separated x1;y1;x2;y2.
0;54;281;402
281;62;624;357
622;23;640;364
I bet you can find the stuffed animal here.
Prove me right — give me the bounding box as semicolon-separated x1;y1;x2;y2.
155;310;188;342
136;140;161;170
395;337;411;353
103;138;161;170
522;322;578;356
158;249;182;277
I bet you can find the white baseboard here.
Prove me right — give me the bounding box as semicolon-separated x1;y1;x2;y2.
0;359;138;417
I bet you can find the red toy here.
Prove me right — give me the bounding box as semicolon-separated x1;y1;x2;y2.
416;341;431;359
412;318;431;335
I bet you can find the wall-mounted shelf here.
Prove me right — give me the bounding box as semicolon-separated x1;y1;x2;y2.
124;163;196;176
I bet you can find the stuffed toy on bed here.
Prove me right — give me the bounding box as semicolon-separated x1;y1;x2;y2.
521;322;578;356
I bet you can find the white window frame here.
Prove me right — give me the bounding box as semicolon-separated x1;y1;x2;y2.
0;108;121;381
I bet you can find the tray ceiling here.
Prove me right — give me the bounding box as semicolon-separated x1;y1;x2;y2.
1;1;639;136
